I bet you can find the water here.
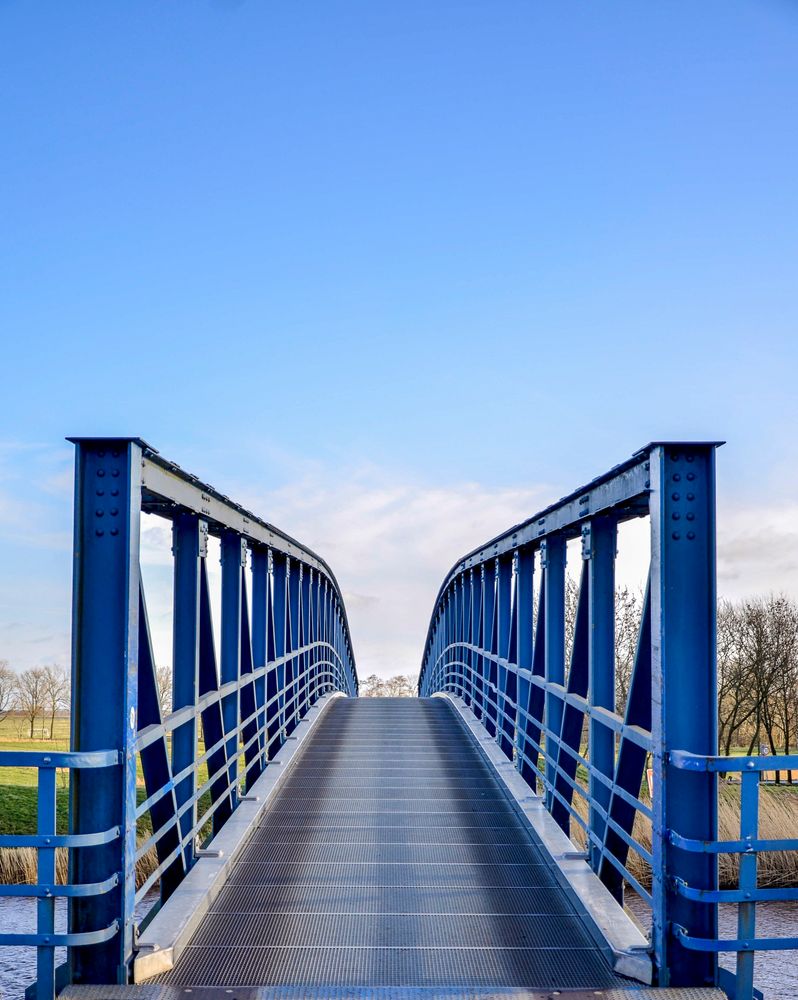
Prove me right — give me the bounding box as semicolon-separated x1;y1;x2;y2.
0;893;158;1000
626;892;798;1000
0;892;795;999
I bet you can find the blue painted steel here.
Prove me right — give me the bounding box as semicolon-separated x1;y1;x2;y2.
67;438;142;987
418;441;798;1000
0;751;120;996
0;437;358;1000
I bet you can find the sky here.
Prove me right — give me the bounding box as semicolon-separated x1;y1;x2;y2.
1;1;797;678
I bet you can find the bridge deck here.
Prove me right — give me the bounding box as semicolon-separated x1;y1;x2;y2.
152;697;634;991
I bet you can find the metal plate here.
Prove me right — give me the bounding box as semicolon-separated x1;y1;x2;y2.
152;698;637;989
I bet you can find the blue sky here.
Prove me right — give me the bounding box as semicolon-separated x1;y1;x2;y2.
1;1;797;676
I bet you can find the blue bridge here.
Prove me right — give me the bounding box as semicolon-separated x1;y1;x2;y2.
2;438;796;1000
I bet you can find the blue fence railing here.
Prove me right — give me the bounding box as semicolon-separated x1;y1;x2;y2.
0;437;358;1000
0;749;119;1000
418;441;798;1000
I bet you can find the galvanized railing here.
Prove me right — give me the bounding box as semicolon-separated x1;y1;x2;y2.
1;437;357;999
418;441;798;1000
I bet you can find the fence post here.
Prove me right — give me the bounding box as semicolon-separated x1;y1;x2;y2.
68;437;142;985
650;443;719;987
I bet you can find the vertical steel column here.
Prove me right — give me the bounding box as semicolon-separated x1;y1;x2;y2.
483;560;497;736
68;437;142;985
171;515;204;873
496;555;515;759
650;444;719;987
36;766;56;1000
515;547;535;780
251;546;268;770
586;518;617;871
271;554;287;749
542;535;566;811
220;533;245;818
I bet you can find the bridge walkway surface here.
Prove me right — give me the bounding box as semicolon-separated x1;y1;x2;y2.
63;697;722;998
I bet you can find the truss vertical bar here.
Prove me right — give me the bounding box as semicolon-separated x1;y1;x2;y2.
515;547;534;779
496;555;515;759
220;533;245;812
68;437;141;985
650;443;718;987
586;518;617;871
171;514;203;873
251;546;268;770
35;766;56;1000
542;535;566;812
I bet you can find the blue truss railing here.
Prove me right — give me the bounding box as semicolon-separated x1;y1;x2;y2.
0;750;119;1000
418;441;798;1000
0;437;357;1000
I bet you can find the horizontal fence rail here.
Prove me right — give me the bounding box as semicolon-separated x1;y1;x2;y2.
418;441;798;1000
0;437;357;1000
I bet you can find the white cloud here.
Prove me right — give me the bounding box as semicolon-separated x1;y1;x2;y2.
233;467;551;679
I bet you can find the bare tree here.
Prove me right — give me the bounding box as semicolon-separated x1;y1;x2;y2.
717;599;760;755
384;675;415;697
15;667;48;739
361;674;385;697
564;576;580;664
0;660;15;724
156;665;173;715
42;664;69;739
615;586;643;716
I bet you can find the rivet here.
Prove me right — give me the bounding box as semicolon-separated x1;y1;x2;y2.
672;532;680;540
111;528;119;536
96;509;104;517
672;493;680;501
687;531;696;540
673;473;681;482
96;469;105;478
96;529;104;537
672;513;681;521
96;489;104;496
97;450;105;458
112;450;119;457
672;453;680;462
112;469;120;477
687;492;695;501
687;472;695;481
687;512;695;521
686;455;694;462
111;488;119;496
110;508;118;516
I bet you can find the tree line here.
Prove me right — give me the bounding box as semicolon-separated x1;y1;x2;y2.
0;662;70;739
564;584;798;770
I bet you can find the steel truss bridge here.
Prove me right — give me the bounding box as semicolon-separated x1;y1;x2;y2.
1;438;795;1000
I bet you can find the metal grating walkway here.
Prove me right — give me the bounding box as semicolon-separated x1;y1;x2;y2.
152;696;636;991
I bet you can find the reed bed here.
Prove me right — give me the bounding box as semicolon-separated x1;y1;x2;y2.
569;782;798;890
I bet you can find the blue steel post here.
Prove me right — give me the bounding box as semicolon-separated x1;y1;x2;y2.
496;555;515;759
36;766;56;1000
515;547;535;781
220;533;245;818
251;546;268;769
542;535;566;819
650;444;719;987
171;514;204;872
482;561;497;736
586;518;617;871
68;437;142;984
